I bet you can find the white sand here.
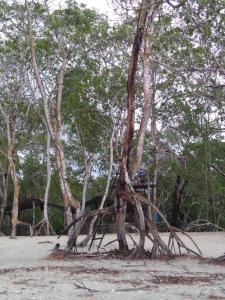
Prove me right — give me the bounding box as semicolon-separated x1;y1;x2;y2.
0;232;225;300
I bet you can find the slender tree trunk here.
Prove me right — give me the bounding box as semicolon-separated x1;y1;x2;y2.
75;122;91;216
151;96;159;206
26;0;79;248
55;140;78;235
43;129;51;235
82;161;90;214
130;32;153;254
79;127;115;247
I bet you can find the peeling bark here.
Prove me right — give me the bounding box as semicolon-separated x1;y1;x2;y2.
131;34;152;177
116;0;151;254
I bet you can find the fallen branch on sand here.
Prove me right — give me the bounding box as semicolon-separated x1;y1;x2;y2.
74;280;100;292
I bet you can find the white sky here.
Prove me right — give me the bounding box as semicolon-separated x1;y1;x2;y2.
49;0;115;16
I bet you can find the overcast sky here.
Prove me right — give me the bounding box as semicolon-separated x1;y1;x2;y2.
49;0;114;16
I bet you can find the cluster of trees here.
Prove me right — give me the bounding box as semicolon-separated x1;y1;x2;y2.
0;0;224;256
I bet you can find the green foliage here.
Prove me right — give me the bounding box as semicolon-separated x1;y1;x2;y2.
0;0;225;234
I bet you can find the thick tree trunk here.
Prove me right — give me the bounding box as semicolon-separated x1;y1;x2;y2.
131;34;152;177
116;0;150;254
0;163;9;233
10;176;19;239
0;98;20;239
8;141;19;239
0;189;7;233
115;193;128;251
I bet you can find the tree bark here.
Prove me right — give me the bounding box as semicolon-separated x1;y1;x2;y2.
0;96;20;239
79;126;115;247
43;129;51;235
0;162;9;233
116;0;150;253
26;0;79;246
151;90;158;206
8;109;20;239
75;122;92;215
131;34;152;177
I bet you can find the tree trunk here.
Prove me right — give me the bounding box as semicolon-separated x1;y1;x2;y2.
0;163;9;234
79;127;115;247
8;145;20;239
115;193;128;251
116;0;150;254
43;129;51;235
131;34;152;177
171;175;188;227
151;94;159;206
0;92;19;239
26;1;79;248
75;122;91;216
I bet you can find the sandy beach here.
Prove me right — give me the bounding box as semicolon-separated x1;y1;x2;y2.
0;232;225;300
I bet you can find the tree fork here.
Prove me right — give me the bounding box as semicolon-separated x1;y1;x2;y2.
116;0;151;253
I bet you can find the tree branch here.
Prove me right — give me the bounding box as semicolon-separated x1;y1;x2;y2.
166;0;187;8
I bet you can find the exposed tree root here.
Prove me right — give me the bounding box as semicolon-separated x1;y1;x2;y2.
146;230;173;258
78;234;92;248
126;231;138;247
136;193;202;257
58;206;114;239
205;254;225;263
168;231;201;257
184;219;225;232
129;245;147;258
33;218;56;236
103;239;118;248
59;180;201;259
125;222;139;233
78;216;102;248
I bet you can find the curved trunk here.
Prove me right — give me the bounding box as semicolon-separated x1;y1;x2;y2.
26;0;79;246
116;0;150;253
